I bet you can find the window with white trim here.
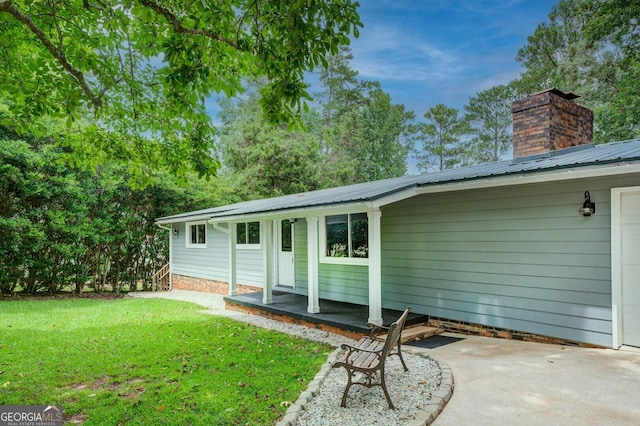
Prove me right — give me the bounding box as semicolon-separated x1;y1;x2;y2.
323;213;368;263
186;221;207;248
236;221;261;249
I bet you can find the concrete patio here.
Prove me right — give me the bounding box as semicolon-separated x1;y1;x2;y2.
410;333;640;425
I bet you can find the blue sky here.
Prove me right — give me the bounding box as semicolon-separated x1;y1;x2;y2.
338;0;558;115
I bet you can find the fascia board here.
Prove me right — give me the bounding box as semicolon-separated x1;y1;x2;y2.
155;214;213;225
208;201;374;224
414;163;640;196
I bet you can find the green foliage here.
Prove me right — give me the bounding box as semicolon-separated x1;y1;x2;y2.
0;130;234;294
218;49;416;199
418;104;471;171
0;0;362;182
315;47;416;186
464;84;518;163
514;0;640;142
218;81;322;198
0;298;332;425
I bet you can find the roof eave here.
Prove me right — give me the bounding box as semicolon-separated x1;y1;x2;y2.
414;161;640;196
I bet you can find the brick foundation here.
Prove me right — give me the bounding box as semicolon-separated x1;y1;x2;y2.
171;274;260;295
427;316;603;348
225;301;365;341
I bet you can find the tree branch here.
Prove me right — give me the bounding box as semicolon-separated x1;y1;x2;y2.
1;1;102;109
140;0;240;50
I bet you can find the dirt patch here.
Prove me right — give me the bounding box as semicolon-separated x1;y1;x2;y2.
66;413;88;424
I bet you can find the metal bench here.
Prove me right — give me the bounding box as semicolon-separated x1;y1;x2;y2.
332;307;410;409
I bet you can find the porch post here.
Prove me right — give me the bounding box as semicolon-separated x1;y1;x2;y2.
368;209;383;325
307;216;320;313
228;223;237;296
262;219;274;304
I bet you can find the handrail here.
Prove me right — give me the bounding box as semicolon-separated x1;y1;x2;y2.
151;263;170;291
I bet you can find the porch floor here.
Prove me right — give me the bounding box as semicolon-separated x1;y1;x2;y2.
224;289;428;335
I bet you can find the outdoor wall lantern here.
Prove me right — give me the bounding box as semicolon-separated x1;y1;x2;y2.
579;191;596;216
173;227;179;237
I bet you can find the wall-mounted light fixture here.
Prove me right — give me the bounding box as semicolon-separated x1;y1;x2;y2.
173;227;179;237
579;191;596;217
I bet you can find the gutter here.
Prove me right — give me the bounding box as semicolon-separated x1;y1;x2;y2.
414;161;640;196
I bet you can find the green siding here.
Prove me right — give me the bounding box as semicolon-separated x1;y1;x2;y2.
319;263;368;304
381;175;640;347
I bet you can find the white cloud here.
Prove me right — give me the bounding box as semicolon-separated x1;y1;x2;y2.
350;22;467;84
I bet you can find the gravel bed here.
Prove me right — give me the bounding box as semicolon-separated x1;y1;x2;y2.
297;352;441;426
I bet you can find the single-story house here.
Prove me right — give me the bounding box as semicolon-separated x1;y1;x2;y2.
156;89;640;349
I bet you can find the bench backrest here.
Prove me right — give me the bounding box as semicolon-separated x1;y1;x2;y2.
381;307;410;359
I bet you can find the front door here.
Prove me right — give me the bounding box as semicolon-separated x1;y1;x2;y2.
278;219;295;287
620;189;640;347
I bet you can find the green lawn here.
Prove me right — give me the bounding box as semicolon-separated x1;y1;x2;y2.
0;297;332;425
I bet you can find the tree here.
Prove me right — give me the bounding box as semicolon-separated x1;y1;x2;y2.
350;86;416;181
0;0;362;183
514;0;640;142
315;48;416;185
0;124;235;294
417;104;470;172
464;84;517;163
515;0;599;96
584;0;640;141
218;82;322;199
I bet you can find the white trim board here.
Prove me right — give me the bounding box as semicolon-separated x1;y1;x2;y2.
611;186;640;349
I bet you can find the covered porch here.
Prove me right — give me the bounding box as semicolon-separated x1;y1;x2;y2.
224;290;429;339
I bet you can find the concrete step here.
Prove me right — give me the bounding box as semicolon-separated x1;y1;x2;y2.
376;324;444;344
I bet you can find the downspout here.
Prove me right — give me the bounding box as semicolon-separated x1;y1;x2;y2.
212;222;229;234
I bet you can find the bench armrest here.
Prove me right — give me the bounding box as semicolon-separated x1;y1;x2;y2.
340;342;381;355
367;322;390;336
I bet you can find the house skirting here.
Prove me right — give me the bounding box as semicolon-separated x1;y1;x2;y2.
171;274;260;295
427;317;603;348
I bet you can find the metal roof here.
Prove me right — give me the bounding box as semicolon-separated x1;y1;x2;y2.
157;139;640;223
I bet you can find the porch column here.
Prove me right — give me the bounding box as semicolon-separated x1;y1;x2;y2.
228;223;237;296
307;216;320;313
368;209;383;325
262;219;274;304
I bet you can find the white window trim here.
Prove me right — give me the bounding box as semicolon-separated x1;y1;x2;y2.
319;214;369;266
235;222;262;250
185;221;207;248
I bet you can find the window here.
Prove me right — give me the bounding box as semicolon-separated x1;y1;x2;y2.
281;220;292;252
186;221;207;248
236;222;261;248
324;213;368;261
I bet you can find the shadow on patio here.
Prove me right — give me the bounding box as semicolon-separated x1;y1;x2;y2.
224;290;428;339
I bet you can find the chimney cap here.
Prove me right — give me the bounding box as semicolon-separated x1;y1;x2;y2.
530;87;580;100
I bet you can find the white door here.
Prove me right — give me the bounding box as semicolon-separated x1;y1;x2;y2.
278;219;295;287
620;190;640;347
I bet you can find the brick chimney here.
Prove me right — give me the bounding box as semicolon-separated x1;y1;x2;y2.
511;88;593;158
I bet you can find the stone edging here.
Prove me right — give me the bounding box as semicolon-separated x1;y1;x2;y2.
276;349;454;426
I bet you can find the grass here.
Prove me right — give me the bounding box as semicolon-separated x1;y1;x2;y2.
0;297;333;425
